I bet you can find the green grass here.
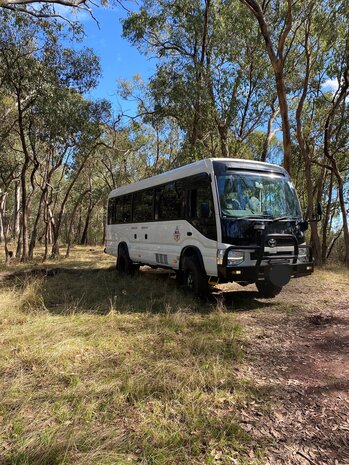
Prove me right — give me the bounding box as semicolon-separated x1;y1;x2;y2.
0;247;259;465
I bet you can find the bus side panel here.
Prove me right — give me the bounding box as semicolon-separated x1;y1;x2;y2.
143;220;218;276
125;220;218;277
105;224;132;258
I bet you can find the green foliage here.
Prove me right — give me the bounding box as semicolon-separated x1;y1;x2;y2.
122;0;276;160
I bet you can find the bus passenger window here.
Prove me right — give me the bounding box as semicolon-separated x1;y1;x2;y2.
188;184;216;240
133;189;154;222
155;182;184;220
108;198;116;224
123;195;132;223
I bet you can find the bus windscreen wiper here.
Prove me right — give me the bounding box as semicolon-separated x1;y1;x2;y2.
270;216;298;222
233;215;273;221
228;215;298;222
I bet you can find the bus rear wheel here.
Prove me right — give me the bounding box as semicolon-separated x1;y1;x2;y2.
256;280;282;298
183;258;208;298
117;247;139;276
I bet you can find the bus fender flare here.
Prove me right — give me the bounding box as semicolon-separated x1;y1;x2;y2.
179;246;206;275
117;242;131;262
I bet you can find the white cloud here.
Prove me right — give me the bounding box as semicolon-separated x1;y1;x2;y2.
53;4;92;23
322;78;339;93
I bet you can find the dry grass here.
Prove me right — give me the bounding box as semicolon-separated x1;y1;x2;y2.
0;247;256;465
1;246;347;464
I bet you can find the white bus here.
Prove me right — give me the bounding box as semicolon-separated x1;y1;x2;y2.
105;158;314;298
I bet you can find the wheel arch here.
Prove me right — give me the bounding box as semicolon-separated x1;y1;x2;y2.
179;246;206;275
118;241;129;255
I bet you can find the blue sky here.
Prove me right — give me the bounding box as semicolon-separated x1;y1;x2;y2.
63;5;155;115
60;4;340;119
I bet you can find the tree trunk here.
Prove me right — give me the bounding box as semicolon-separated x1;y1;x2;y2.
294;18;322;265
0;191;6;244
0;192;11;266
51;156;88;257
275;69;292;173
261;103;279;162
321;171;333;263
218;124;229;158
323;66;349;266
326;228;343;260
304;157;322;265
337;181;349;266
13;181;21;240
0;191;4;244
20;159;29;261
240;0;293;173
66;189;90;257
28;189;46;259
17;93;31;262
16;220;22;259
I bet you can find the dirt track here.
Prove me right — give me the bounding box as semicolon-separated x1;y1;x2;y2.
231;271;349;465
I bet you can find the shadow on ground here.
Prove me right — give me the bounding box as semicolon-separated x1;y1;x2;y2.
4;266;274;315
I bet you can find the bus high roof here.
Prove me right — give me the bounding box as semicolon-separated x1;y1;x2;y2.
108;158;287;198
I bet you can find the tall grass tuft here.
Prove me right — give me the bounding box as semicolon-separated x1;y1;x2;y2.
18;277;47;314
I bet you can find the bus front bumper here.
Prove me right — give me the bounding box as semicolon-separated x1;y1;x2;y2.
217;261;314;284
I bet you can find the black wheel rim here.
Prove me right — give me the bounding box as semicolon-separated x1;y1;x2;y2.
186;272;194;291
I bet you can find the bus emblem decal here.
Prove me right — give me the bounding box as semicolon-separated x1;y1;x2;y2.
173;226;180;242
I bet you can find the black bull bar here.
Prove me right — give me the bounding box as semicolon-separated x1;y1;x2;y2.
219;234;314;286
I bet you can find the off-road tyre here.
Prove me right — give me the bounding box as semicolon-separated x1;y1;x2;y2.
256;280;282;298
183;258;209;299
117;246;139;276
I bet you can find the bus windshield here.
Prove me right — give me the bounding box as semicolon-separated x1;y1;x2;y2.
217;172;302;219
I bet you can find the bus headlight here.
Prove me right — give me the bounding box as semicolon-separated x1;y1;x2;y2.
227;250;245;266
298;246;309;263
217;249;246;266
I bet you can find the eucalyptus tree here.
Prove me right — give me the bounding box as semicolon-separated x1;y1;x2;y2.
238;0;299;173
49;97;111;258
122;0;275;161
286;0;349;265
0;12;106;260
1;0;100;25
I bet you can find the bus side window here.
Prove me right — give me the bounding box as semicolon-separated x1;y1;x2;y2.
133;189;154;222
114;197;123;223
155;182;184;221
123;195;132;223
188;182;217;240
108;198;116;224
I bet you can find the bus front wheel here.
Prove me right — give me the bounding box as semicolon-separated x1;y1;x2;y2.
183;258;208;298
256;280;282;298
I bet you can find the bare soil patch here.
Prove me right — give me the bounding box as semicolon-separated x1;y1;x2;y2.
231;270;349;465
